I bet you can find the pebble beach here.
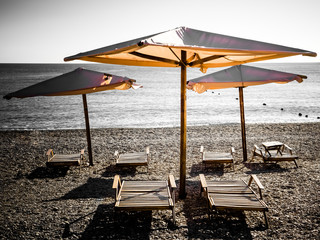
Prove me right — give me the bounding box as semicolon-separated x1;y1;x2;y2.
0;122;319;239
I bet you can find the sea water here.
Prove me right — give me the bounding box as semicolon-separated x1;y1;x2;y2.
0;62;319;130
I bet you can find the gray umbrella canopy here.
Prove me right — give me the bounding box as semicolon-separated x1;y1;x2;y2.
4;68;141;166
4;67;138;99
187;65;307;161
187;65;306;92
64;26;316;197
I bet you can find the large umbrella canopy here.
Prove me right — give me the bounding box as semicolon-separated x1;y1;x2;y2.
64;26;316;70
187;65;307;161
64;26;316;197
4;67;140;166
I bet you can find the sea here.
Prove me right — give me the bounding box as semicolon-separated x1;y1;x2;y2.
0;62;319;130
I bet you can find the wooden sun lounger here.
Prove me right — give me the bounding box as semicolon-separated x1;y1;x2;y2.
115;146;150;170
112;175;176;224
46;149;86;172
251;144;298;168
199;174;268;227
200;146;235;170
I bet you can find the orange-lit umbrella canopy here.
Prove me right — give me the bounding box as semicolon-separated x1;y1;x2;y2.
187;65;307;161
4;68;141;166
64;26;316;197
64;27;316;70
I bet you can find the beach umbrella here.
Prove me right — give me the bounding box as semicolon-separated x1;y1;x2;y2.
187;64;307;162
4;67;141;166
64;26;316;197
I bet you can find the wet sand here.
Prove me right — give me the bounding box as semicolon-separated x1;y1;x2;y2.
0;123;319;239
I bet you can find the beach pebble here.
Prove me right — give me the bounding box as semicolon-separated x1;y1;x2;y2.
263;103;267;106
281;108;284;111
305;115;308;118
1;124;319;240
299;113;302;116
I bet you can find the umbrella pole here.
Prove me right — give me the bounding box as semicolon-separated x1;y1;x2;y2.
179;50;187;198
82;94;93;166
238;87;248;162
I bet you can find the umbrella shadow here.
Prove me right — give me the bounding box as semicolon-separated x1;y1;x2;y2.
50;177;114;201
102;164;139;178
27;166;69;179
190;163;225;177
77;203;152;239
243;162;289;174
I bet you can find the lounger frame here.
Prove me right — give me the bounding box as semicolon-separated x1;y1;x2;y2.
252;144;298;168
200;146;235;171
113;174;176;224
200;174;269;227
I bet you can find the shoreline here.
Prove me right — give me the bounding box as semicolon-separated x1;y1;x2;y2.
1;122;319;239
1;121;319;131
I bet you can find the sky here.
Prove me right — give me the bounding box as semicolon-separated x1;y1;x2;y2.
1;0;319;63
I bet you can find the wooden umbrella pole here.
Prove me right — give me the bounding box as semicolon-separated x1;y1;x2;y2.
179;50;187;198
82;94;93;166
238;87;248;162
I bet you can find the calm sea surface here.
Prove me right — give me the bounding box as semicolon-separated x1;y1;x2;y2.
0;62;319;130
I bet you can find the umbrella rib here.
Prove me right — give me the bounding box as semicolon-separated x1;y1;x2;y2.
168;48;187;67
129;51;180;66
189;55;225;67
169;47;181;61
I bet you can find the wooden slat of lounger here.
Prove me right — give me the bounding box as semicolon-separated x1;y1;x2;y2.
47;154;80;166
116;205;171;211
119;195;169;203
208;193;267;211
206;180;253;194
119;182;168;195
120;194;169;201
206;180;246;186
207;186;252;194
116;180;171;210
122;181;166;188
119;201;169;207
118;196;168;201
204;152;233;160
121;188;168;195
118;152;147;161
116;152;148;166
118;202;170;207
117;158;147;163
49;154;79;161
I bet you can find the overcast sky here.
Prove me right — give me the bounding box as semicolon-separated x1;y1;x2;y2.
1;0;319;63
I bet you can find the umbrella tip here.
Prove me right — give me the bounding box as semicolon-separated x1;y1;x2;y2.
3;95;11;100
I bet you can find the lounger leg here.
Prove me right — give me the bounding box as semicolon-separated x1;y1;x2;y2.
206;200;212;220
263;211;269;228
251;151;255;161
172;207;176;225
294;160;298;168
